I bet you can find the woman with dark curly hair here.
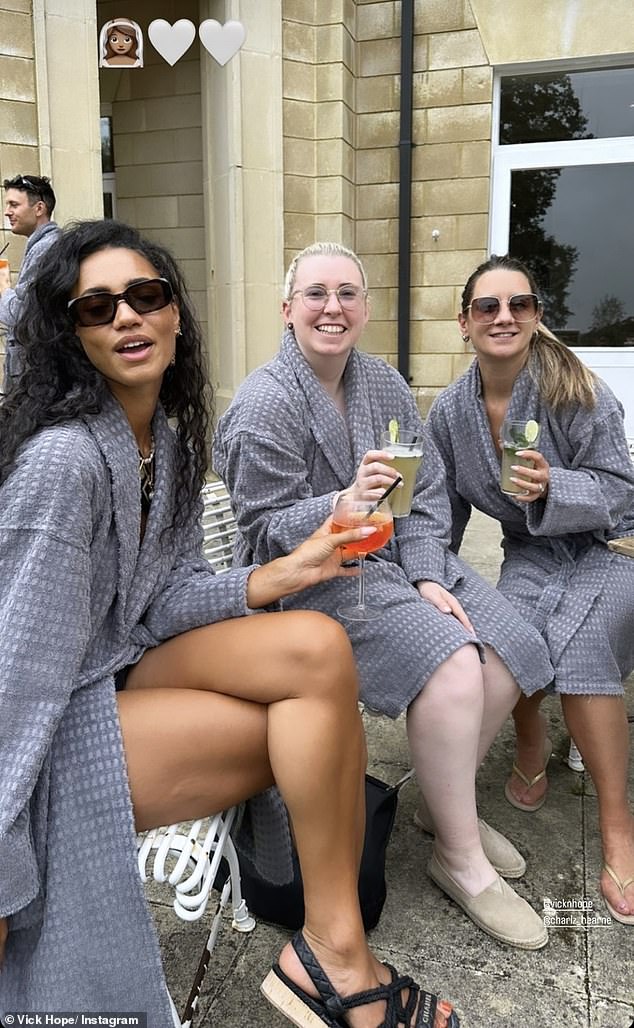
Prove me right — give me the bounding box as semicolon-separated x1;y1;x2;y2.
0;220;459;1028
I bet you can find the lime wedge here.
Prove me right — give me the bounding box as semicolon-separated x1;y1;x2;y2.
388;418;399;443
524;419;539;444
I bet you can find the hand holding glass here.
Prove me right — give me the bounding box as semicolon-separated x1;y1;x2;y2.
500;419;541;495
380;429;423;516
331;496;393;620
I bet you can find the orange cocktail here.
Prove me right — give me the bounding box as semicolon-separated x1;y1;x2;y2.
331;497;393;621
331;508;394;560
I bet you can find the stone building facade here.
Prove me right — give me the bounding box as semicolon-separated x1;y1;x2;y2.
1;0;633;419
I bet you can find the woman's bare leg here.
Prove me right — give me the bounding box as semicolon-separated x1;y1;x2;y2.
561;693;634;918
505;690;549;807
122;611;455;1028
408;644;497;895
476;647;522;766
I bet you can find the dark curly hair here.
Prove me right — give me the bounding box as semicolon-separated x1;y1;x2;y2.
0;219;212;528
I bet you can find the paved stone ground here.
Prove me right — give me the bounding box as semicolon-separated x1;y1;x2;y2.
150;511;634;1028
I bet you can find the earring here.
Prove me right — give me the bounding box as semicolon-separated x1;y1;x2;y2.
287;322;294;334
462;333;470;343
169;353;176;366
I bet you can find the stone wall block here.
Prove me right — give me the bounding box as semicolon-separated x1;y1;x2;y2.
356;1;399;41
361;320;397;353
422;249;487;286
410;320;465;353
412;216;457;252
358;38;400;77
283;20;315;62
424;177;489;216
284;136;316;177
316;100;353;142
355;146;398;185
456;213;488;249
462;65;493;103
459;140;491;178
409;352;453;386
416;0;477;33
285;58;315;101
284;98;317;139
285;172;316;212
0;99;37;145
413;69;462;109
356;217;398;254
411;285;459;321
412;142;460;182
356;74;399;114
357;182;398;219
0;10;32;59
316;138;354;178
429;29;487;70
1;55;34;102
426;103;491;144
357;110;399;149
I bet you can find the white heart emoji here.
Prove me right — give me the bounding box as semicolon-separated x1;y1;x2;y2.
148;19;196;66
198;20;246;66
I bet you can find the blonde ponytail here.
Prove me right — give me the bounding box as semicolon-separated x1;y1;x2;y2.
530;325;597;411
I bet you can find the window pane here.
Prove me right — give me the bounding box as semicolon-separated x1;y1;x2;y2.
100;116;114;173
509;164;634;346
500;67;634;144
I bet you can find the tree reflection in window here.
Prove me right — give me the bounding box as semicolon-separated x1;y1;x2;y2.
502;75;593;335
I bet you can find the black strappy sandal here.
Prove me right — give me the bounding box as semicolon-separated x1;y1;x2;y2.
261;930;460;1027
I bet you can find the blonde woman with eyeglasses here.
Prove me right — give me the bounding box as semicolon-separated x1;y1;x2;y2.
214;242;556;958
427;253;634;926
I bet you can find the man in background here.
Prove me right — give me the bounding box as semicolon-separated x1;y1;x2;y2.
0;174;60;389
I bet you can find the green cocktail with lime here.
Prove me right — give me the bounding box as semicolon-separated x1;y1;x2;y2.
500;418;540;495
380;422;423;517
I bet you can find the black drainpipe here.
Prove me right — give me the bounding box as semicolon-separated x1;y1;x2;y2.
397;0;414;383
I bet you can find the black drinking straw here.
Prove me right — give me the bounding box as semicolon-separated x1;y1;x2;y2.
368;475;403;515
0;242;9;257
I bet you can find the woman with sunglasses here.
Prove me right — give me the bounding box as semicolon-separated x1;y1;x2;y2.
0;219;461;1028
427;253;634;926
214;242;554;952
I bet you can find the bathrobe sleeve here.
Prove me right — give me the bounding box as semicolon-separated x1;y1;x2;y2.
0;431;93;918
425;405;473;552
141;502;260;638
526;392;634;538
213;371;338;561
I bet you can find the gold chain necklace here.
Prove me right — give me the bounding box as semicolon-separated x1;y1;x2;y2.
138;435;155;512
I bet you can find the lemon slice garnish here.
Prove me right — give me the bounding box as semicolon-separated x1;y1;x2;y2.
388;418;399;443
524;420;539;444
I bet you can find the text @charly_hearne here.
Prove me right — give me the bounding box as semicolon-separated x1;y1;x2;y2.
542;896;612;928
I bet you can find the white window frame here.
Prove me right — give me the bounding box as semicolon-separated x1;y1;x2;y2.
489;59;634;438
490;58;634;255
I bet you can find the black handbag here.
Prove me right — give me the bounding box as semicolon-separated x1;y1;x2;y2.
235;770;414;931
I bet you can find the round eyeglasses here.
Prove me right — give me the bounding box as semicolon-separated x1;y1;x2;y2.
465;294;541;325
292;285;367;311
67;278;174;327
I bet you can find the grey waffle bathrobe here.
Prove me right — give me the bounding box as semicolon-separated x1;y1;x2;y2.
213;331;554;716
0;392;288;1021
427;361;634;693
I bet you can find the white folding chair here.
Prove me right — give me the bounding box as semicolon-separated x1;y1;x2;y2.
137;480;254;1027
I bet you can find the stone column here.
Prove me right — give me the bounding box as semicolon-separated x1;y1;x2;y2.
201;0;285;414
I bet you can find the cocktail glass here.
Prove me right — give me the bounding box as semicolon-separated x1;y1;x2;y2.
500;418;541;495
380;429;423;517
331;496;393;621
